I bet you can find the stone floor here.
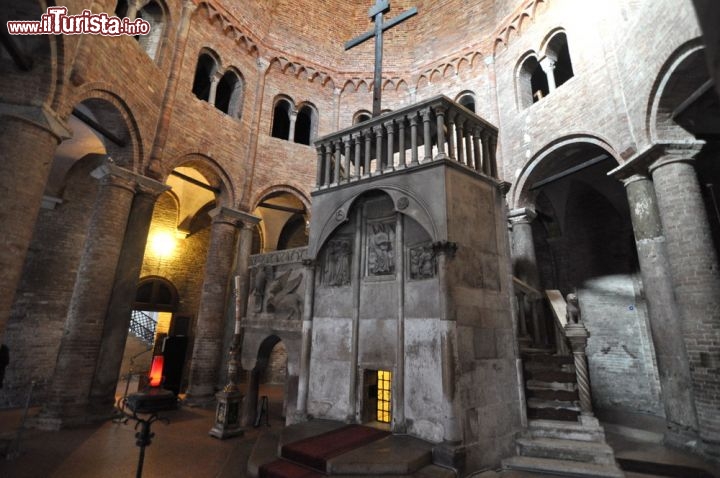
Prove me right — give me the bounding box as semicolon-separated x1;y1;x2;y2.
0;387;718;478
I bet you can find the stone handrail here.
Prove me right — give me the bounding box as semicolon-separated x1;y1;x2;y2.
545;289;570;356
312;95;498;190
513;277;542;347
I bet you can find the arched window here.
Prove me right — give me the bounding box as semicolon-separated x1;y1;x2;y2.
353;110;372;124
271;98;293;140
456;91;476;113
545;32;574;88
294;104;318;145
136;1;165;61
518;55;548;109
215;69;244;118
192;52;217;102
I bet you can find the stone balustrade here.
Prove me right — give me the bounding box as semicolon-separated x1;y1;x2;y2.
313;95;498;190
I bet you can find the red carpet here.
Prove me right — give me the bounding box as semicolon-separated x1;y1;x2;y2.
259;460;324;478
260;424;390;477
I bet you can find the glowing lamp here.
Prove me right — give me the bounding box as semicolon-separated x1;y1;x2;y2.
150;231;176;258
149;355;164;387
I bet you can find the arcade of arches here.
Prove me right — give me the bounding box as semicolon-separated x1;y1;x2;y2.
1;0;720;474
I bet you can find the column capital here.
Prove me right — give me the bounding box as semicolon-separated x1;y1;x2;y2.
621;173;650;188
539;56;556;72
508;207;537;225
209;207;260;228
136;174;170;198
609;141;705;180
0;102;71;143
90;158;137;193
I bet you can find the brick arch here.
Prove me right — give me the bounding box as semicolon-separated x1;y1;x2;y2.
162;152;236;208
62;85;144;172
250;184;311;214
647;38;707;143
512;134;621;209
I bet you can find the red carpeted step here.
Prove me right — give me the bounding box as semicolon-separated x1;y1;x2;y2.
259;459;324;478
281;424;390;472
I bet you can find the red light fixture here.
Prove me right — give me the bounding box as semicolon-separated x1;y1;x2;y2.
148;355;164;387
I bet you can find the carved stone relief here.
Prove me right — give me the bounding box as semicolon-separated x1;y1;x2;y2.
408;243;436;280
322;238;352;286
266;269;304;320
367;220;396;276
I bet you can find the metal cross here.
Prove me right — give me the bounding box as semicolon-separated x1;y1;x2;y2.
345;0;418;117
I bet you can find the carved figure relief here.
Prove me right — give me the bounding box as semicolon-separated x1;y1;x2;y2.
323;238;352;286
566;293;581;323
266;269;304;320
250;266;269;313
367;221;396;276
408;243;436;280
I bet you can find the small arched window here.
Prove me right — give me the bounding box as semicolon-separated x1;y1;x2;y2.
136;1;165;61
353;110;372;124
294;104;318;145
215;69;244;118
545;32;574;88
272;98;293;140
517;55;549;109
456;91;476;113
192;52;218;102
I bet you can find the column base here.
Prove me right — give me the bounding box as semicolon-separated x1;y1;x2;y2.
209;389;244;440
433;440;465;471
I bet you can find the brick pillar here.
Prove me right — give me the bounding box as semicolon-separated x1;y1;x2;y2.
650;145;720;447
88;176;170;413
622;173;698;434
0;104;69;344
184;207;243;404
39;160;137;428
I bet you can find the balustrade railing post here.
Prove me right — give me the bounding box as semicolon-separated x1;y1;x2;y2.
421;107;432;163
565;322;593;416
456;117;465;165
464;126;473;169
398;116;406;169
472;128;482;172
385;119;395;172
374;124;384;173
446;111;456;161
343;135;351;183
352;132;362;180
489;134;498;178
316;144;324;187
324;142;332;187
364;129;372;177
410;113;419;166
434;104;448;160
333;139;341;185
481;131;491;176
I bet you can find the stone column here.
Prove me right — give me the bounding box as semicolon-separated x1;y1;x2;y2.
622;173;698;433
184;207;243;404
508;208;544;345
0;104;69;344
288;110;298;143
40;160;137;428
88;176;170;414
295;259;316;422
208;72;221;105
649;145;720;445
539;57;557;92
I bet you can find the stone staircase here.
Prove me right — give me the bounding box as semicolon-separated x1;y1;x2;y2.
503;352;624;477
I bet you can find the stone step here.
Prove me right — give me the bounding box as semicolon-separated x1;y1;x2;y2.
516;437;616;465
521;353;574;364
527;399;581;421
526;419;605;442
524;360;576;373
326;435;432;475
503;456;624;478
527;379;577;392
525;369;577;383
526;388;579;402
